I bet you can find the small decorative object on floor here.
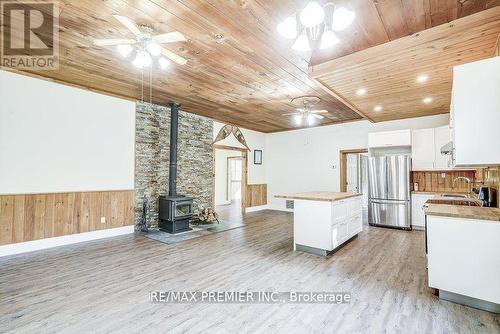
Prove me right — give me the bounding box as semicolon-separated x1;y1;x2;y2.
194;206;219;225
141;194;152;232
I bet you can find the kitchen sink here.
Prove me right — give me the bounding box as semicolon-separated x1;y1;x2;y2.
442;193;468;198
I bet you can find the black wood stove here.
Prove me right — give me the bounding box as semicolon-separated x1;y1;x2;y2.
158;102;193;233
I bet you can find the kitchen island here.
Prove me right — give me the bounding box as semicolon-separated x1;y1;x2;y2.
425;204;500;313
275;192;363;256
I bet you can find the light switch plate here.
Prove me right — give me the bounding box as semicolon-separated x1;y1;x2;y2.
100;217;106;224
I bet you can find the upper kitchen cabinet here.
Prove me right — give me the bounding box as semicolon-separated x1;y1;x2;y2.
411;128;435;170
411;126;452;171
434;126;452;169
452;57;500;166
368;129;411;148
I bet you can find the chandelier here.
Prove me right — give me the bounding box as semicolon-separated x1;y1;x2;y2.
277;2;355;51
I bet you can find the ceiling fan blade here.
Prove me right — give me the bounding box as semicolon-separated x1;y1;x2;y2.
311;114;324;119
310;109;329;113
162;48;187;65
93;38;135;46
113;15;142;37
282;112;301;116
154;32;186;44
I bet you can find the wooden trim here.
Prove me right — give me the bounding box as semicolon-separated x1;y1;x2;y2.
340;149;368;192
212;145;248;212
0;189;135;196
213;144;248;152
312;78;374;122
495;34;500;56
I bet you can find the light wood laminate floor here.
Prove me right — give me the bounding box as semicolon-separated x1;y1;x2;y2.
1;210;499;333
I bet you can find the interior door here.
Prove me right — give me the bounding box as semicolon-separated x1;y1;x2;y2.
346;154;359;192
386;155;410;201
368;156;387;200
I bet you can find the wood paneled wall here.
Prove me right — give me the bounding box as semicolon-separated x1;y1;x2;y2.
0;190;135;245
411;168;500;193
245;184;267;208
411;171;475;193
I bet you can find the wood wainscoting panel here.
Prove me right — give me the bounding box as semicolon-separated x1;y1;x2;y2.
245;184;267;208
0;190;134;245
411;171;476;193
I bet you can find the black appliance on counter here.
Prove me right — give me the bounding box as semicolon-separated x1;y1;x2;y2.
476;187;498;208
158;102;194;233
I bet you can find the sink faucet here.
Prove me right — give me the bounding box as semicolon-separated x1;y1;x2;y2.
453;177;472;197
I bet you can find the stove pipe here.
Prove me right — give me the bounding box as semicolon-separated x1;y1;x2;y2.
168;102;180;197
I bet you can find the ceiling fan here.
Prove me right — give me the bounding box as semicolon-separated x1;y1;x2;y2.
93;15;187;68
283;96;329;126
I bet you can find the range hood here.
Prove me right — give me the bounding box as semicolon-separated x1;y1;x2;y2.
440;141;453;155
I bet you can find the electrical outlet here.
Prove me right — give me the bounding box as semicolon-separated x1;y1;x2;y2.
101;217;106;224
441;173;446;178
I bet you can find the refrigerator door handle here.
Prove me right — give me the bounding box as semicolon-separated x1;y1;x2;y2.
370;199;409;204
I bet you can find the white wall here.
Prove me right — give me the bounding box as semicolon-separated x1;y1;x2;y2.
214;149;242;205
266;114;449;210
213;121;266;185
0;70;136;194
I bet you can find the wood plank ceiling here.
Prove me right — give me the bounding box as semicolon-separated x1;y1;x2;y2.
3;0;499;132
310;7;500;122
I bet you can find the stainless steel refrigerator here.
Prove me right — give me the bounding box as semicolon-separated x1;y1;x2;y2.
368;155;411;230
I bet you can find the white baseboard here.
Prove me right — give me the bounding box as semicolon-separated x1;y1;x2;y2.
245;205;269;213
0;225;134;257
267;204;293;213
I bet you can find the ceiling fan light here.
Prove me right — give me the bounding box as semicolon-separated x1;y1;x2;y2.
293;114;303;126
292;32;310;52
307;114;315;126
133;51;152;68
277;16;297;39
332;7;355;32
320;30;340;50
158;57;170;70
300;2;325;28
146;40;162;56
117;44;133;58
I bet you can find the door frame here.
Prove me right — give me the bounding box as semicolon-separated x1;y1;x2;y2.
340;148;368;192
213;144;248;212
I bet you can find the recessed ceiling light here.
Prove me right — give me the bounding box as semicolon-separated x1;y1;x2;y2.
373;105;383;112
356;88;367;96
423;97;433;104
215;33;224;44
416;74;429;83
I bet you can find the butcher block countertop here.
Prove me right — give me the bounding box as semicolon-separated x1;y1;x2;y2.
275;192;362;202
425;204;500;222
426;195;482;206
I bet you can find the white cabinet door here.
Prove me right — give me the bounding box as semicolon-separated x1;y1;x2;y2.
434;126;451;170
368;129;411;148
332;221;348;249
411;194;434;229
347;213;362;235
453;57;500;166
411;128;435;170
